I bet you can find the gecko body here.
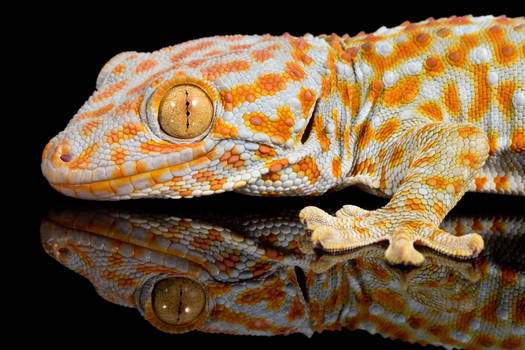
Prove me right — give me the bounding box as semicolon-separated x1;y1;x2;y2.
42;15;525;265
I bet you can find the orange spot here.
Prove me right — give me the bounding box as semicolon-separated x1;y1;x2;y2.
491;218;507;232
369;79;383;103
255;144;276;159
467;64;490;122
134;59;158;74
389;146;404;168
220;73;287;111
457;126;479;138
487;131;498;156
500;336;523;349
375;118;400;142
352;158;376;176
426;176;447;190
81;120;103;137
106;123;144;145
170;41;215;62
436;27;451;37
212;117;238;138
496;81;517;121
486;26;518;65
355;120;374;151
446;48;465;67
331;109;340;141
475;176;488;191
263;159;289;182
371;289;405;312
284;61;306;81
418;102;443;121
473;334;497;347
405;197;425;212
494;175;510;191
91;80;128;103
383;76;420;107
67;143;98;170
361;32;432;74
243;107;294;144
411;156;434;168
298;88;316;118
76;103;115;121
112;63;126;75
110;148;127;165
288;36;313;65
312;115;330;151
407;314;427;329
337;82;360;117
510;128;525;153
292;157;320;184
514;296;525;324
229;44;253;51
443;81;461;118
251;44;280;62
331;157;341;178
201;60;250;81
459;152;479;167
343;125;351;159
424;56;445;74
114;95;144;116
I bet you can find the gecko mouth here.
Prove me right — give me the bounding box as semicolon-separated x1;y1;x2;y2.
41;137;222;200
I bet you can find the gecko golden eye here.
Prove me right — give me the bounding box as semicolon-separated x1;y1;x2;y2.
152;277;206;326
158;84;214;139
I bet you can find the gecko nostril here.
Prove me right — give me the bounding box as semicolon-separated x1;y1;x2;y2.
60;153;73;162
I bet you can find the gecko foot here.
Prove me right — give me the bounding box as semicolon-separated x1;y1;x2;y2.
299;205;484;266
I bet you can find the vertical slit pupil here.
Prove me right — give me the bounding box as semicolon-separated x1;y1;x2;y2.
185;90;190;128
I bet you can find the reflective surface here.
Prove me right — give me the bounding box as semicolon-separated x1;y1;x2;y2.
40;198;524;348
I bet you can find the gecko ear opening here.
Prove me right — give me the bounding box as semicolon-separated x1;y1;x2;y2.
300;99;319;144
158;84;214;139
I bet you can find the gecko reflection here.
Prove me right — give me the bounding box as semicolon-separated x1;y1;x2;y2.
41;206;524;348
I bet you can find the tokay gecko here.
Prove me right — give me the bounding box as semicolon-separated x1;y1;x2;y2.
41;15;525;265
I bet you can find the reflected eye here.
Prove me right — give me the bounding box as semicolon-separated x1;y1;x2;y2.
152;277;206;326
158;84;214;139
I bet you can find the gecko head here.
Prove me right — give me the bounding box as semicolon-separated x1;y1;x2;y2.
41;34;329;199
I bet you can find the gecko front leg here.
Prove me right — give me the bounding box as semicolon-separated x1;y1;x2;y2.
300;122;489;265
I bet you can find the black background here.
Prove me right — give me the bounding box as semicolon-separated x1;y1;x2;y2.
14;1;524;348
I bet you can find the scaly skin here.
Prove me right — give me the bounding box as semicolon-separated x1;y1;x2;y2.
41;207;525;348
41;15;525;265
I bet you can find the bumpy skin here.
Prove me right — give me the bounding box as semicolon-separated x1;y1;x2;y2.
41;15;525;265
41;207;525;348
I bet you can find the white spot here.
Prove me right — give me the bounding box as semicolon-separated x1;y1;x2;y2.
487;71;499;86
382;70;398;88
375;40;394;57
453;25;479;36
469;45;492;64
396;34;408;43
403;61;422;75
420;80;442;100
513;91;525;107
237;128;253;138
253;132;270;143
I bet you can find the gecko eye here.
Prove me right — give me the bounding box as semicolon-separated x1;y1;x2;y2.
158;84;214;139
151;277;207;327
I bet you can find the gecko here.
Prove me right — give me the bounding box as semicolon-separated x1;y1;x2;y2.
41;15;525;265
41;206;525;347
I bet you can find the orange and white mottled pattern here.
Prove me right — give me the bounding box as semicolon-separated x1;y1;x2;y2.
42;15;525;265
41;208;525;348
